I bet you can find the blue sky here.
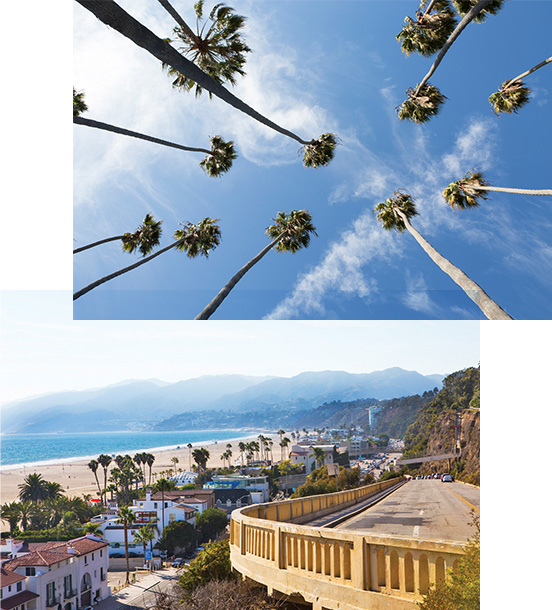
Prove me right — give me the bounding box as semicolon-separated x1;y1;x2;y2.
71;0;552;320
1;292;479;402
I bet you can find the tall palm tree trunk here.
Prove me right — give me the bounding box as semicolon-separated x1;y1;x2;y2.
75;0;311;146
74;237;186;300
394;208;513;320
74;116;211;154
471;186;552;196
74;235;126;254
195;233;285;319
504;56;552;88
415;0;494;96
156;0;197;42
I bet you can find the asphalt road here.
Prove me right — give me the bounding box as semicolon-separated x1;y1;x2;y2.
336;479;479;543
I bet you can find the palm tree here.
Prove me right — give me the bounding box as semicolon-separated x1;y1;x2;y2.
98;454;112;504
374;190;512;320
1;502;22;534
397;0;458;57
312;447;327;469
133;525;155;567
489;56;552;116
73;87;88;115
74;217;221;300
155;478;174;534
397;0;502;122
195;209;317;319
116;506;136;584
74;213;162;255
158;0;251;97
452;0;505;22
144;453;155;486
18;473;49;503
74;112;236;177
171;456;179;475
186;443;193;471
88;460;103;498
192;447;210;472
443;170;552;208
238;441;246;466
74;0;337;168
281;437;291;460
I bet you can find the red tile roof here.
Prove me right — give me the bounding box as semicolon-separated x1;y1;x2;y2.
2;549;72;569
0;569;25;587
1;590;40;610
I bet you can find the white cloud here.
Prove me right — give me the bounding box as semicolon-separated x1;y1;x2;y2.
401;272;440;316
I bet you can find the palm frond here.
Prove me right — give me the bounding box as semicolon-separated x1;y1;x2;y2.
443;170;489;209
452;0;505;23
200;135;237;177
375;191;418;232
73;88;88;117
397;83;446;123
489;80;531;116
174;217;222;258
266;210;318;253
300;133;339;168
397;1;457;57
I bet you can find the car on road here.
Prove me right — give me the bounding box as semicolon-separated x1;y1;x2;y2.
442;474;453;482
172;558;184;568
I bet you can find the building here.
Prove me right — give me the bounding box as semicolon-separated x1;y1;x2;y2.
203;475;269;503
289;445;336;474
1;536;110;610
95;489;214;556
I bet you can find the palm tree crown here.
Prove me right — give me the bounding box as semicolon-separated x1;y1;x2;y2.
397;83;446;123
443;170;489;208
200;135;237;177
452;0;505;23
374;191;419;231
397;0;458;57
173;217;222;258
300;134;339;169
73;88;88;116
122;213;163;257
162;0;251;97
265;210;318;253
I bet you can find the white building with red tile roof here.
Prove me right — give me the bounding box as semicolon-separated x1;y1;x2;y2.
1;535;110;610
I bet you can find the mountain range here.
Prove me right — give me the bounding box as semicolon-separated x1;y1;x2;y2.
0;368;444;434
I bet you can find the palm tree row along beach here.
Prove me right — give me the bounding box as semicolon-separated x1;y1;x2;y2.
0;432;280;509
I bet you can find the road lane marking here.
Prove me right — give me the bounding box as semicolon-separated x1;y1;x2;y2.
442;484;480;513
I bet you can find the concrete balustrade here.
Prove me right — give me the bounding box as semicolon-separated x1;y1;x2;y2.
230;478;465;610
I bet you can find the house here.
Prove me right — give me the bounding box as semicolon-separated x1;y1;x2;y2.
203;475;269;503
1;535;110;610
0;541;28;565
1;567;39;610
95;489;214;556
289;445;336;474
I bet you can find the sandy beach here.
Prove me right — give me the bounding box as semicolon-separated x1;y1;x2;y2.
0;432;280;507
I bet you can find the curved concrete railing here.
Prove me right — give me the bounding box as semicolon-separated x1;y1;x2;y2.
230;478;465;610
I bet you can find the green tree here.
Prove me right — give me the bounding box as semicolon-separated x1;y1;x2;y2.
133;525;156;560
397;1;458;58
116;506;136;584
155;477;174;534
144;453;155;486
0;502;23;534
74;217;221;300
489;55;552;115
195;507;228;543
192;448;210;472
156;520;197;556
195;210;317;319
74;0;337;168
159;0;251;97
74;111;236;177
374;191;512;320
73;87;88;116
18;473;51;503
312;447;327;469
179;540;233;592
397;0;503;123
443;170;552;209
98;454;112;504
74;213;162;256
88;460;103;498
418;516;479;610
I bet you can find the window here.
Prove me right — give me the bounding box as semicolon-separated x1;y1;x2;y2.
64;575;73;598
25;568;36;576
46;581;57;606
91;553;94;561
17;582;23;592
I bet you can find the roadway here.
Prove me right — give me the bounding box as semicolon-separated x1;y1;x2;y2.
336;479;479;542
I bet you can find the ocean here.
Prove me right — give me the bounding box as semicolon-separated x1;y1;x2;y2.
0;430;253;469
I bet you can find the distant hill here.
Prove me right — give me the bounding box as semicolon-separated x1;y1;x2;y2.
1;368;445;434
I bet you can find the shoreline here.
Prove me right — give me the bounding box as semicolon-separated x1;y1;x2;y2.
0;429;270;472
0;431;280;507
